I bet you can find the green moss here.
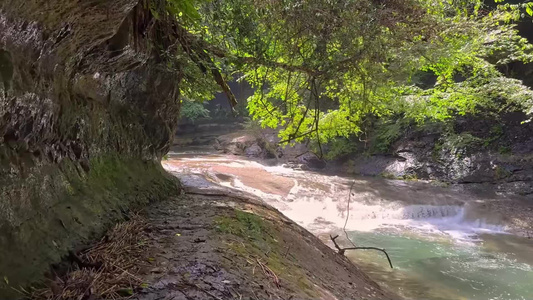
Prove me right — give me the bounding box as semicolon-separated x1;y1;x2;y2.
431;180;450;187
403;173;419;181
498;146;512;155
380;172;418;181
0;153;180;298
380;172;398;180
494;165;511;180
216;211;271;241
215;211;318;297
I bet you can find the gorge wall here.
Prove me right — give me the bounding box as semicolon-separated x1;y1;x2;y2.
0;0;181;296
345;113;533;196
212;113;533;197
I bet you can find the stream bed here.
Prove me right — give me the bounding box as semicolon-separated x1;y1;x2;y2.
164;149;533;300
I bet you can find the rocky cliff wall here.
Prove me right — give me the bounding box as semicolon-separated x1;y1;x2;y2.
344;113;533;196
0;0;181;296
210;113;533;197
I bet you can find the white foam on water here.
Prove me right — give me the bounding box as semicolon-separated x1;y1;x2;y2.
266;180;506;241
220;178;283;201
164;154;508;242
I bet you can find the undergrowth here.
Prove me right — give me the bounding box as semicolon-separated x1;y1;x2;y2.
28;215;150;300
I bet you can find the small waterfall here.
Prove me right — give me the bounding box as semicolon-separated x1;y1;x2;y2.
345;203;506;233
399;205;462;219
163;154;508;238
163;152;532;300
350;205;463;221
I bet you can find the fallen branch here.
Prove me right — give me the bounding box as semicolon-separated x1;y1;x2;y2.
255;258;281;288
330;235;393;269
339;181;394;268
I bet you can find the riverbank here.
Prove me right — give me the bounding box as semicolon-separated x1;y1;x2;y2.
201;115;533;198
176;123;533;237
162;148;533;299
28;176;396;300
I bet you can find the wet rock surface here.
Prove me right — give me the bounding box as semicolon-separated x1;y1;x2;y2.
212;128;327;170
133;188;396;300
343;114;533;197
205;114;533;197
31;172;398;300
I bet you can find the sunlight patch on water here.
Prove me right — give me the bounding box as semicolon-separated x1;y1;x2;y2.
344;230;533;300
164;155;508;242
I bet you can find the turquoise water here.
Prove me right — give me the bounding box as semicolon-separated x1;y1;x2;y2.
346;230;533;300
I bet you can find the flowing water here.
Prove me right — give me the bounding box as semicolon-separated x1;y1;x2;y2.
164;148;533;300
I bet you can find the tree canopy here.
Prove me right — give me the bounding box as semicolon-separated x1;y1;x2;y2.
159;0;533;146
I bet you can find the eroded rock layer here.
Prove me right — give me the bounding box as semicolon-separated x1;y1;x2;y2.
0;1;180;295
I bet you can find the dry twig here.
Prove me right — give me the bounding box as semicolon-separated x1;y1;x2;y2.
29;214;150;300
337;181;394;269
255;258;281;288
330;235;393;269
343;181;357;248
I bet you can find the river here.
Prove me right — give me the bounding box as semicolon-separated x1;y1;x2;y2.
163;135;533;300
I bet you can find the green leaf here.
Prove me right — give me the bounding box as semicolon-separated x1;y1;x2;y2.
117;288;134;296
167;0;533;144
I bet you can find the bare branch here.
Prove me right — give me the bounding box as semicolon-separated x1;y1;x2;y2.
332;180;394;269
239;57;318;76
278;129;317;144
330;235;394;269
173;23;238;109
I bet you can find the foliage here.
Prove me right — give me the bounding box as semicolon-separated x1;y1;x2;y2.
436;132;484;159
369;118;412;154
160;0;533;149
180;98;210;123
493;1;533;22
484;124;505;146
445;133;484;150
318;138;357;160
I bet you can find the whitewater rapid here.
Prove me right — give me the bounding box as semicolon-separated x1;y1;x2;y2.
163;153;508;242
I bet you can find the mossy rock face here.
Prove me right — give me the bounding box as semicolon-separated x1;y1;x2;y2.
215;211;320;298
0;0;181;296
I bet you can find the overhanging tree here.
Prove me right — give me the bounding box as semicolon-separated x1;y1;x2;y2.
160;0;533;151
